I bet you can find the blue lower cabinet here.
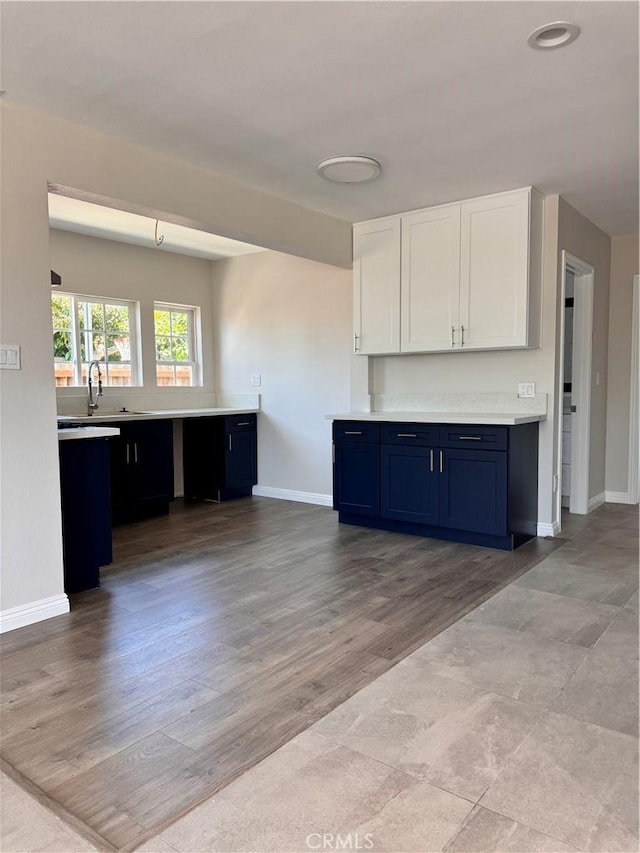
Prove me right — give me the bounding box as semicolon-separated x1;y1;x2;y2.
334;442;379;516
333;420;538;550
439;448;508;536
59;438;112;593
381;445;438;524
110;420;174;523
183;415;257;502
224;427;257;498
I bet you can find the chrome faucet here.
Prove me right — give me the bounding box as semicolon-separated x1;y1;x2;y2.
87;360;103;416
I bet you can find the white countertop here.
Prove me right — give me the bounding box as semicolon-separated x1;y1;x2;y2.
58;426;121;441
57;407;259;425
328;411;545;426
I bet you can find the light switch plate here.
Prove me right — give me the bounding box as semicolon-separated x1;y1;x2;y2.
250;374;262;387
518;382;535;398
0;344;21;370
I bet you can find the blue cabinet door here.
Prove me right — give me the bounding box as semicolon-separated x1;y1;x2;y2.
110;420;173;522
225;428;258;494
381;445;438;524
131;420;174;505
439;448;508;536
334;442;379;516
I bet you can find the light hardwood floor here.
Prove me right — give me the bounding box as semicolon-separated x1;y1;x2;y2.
1;497;560;851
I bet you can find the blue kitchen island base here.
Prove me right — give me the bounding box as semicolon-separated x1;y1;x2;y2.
333;419;539;552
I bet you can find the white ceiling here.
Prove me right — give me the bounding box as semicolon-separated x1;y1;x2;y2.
2;2;638;235
48;193;267;260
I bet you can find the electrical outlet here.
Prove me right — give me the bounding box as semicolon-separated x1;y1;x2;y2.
250;373;262;387
553;473;558;492
518;382;535;398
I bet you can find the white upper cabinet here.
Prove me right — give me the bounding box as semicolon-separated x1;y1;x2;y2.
401;204;461;352
353;216;400;354
353;187;543;355
459;189;531;350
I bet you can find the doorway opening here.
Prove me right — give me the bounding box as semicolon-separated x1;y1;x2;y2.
557;251;595;522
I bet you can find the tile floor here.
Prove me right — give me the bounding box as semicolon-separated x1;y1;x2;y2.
1;503;638;853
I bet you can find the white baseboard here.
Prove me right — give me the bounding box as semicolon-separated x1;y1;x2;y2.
537;520;561;537
252;485;333;507
0;594;69;634
588;491;606;512
605;491;634;504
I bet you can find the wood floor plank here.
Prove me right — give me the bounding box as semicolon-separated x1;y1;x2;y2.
1;496;560;848
14;680;221;789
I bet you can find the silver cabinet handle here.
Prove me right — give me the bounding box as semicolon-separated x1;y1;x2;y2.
397;433;417;438
451;326;456;347
236;421;251;426
126;443;130;464
344;430;363;435
354;333;359;352
430;449;434;472
461;325;465;346
134;442;138;463
229;434;232;451
458;435;482;440
439;450;444;473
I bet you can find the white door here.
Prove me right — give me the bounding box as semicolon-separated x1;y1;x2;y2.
353;217;400;354
459;189;530;350
400;204;461;352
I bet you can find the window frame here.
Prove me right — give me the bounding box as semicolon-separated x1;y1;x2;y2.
52;292;141;387
153;301;202;387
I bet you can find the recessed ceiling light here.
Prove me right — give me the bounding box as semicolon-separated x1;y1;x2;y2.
527;21;580;50
317;156;381;183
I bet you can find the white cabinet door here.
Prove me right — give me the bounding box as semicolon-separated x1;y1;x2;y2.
353;217;400;354
401;205;461;352
459;189;531;350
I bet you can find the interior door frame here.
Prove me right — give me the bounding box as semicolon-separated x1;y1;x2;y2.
556;251;594;521
628;275;640;504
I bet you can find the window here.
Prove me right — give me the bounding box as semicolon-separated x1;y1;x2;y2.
154;303;200;386
52;293;139;387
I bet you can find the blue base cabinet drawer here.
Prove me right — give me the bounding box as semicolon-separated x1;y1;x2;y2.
333;420;538;551
380;424;438;446
334;422;380;443
439;425;508;450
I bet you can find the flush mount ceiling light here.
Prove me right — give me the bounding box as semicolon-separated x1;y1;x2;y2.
316;156;381;183
527;21;580;50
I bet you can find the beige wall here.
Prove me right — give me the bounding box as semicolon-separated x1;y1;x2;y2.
557;198;612;503
211;251;352;498
0;100;350;623
605;234;639;495
50;229;216;413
